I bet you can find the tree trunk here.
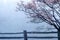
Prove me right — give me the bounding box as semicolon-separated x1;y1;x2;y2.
58;27;60;40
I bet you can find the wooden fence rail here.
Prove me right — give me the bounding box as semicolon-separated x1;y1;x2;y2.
0;30;58;40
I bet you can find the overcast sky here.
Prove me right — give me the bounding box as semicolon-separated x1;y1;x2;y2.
0;0;44;33
0;0;57;33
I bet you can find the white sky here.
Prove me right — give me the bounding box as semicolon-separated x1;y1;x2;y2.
3;0;7;4
0;0;42;32
0;0;57;32
0;0;32;5
0;0;19;4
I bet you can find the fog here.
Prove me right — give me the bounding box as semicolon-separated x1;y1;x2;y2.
0;0;57;33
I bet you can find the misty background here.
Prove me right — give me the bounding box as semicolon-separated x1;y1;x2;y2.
0;0;57;33
0;0;58;40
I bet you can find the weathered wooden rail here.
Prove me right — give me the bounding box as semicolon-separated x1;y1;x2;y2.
0;30;58;40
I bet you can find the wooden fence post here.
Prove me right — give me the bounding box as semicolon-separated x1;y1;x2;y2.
24;30;27;40
58;28;60;40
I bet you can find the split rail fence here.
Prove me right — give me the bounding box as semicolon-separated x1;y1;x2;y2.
0;30;58;40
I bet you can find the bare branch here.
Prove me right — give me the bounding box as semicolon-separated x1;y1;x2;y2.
17;0;60;30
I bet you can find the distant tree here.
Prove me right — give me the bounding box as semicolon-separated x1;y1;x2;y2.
17;0;60;31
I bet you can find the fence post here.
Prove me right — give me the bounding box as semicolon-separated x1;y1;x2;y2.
24;30;27;40
58;28;60;40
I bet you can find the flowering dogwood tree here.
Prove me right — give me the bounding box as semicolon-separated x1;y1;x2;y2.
17;0;60;31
